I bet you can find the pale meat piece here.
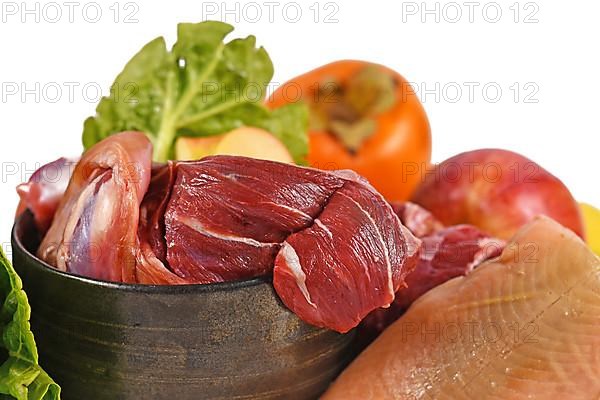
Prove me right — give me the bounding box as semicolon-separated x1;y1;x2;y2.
16;157;77;234
37;132;152;283
391;201;444;238
323;216;600;399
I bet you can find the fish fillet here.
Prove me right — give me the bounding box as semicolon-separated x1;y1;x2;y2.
322;216;600;399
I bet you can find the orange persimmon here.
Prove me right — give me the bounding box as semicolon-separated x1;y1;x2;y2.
268;60;431;201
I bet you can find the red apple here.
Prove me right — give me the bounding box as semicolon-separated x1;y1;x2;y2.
411;149;584;240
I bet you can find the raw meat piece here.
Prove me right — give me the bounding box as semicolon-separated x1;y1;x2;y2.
391;201;444;238
274;180;421;333
138;162;178;266
398;225;504;311
35;134;420;332
37;132;152;283
16;157;77;234
164;157;345;283
136;162;187;285
361;225;504;338
162;157;420;332
323;216;600;399
135;240;188;285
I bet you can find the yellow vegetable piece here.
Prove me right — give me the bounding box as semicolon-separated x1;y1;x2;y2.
214;127;293;163
175;127;294;164
581;203;600;255
175;136;222;160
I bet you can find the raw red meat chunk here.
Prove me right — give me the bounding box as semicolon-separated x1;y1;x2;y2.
161;159;421;333
360;202;505;338
163;157;344;283
391;201;444;238
274;180;420;333
16;157;78;234
32;132;422;333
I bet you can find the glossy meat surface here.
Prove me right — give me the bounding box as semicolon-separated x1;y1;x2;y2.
391;201;444;238
164;157;344;283
136;162;187;284
16;157;77;234
361;223;504;337
37;132;152;282
274;181;420;333
163;157;420;332
34;136;420;332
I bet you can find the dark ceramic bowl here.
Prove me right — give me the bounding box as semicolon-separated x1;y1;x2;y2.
11;212;356;400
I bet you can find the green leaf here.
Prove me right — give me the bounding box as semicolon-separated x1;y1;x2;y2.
83;37;171;148
0;248;61;400
82;21;307;163
258;102;310;165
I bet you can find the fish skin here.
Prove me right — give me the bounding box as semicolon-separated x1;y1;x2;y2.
322;216;600;400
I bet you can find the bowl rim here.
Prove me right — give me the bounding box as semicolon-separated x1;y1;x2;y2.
11;212;270;294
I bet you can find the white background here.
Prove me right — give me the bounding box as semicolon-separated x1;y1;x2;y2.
1;0;599;254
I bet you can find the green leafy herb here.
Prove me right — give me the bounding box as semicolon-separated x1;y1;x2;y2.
0;248;61;400
83;21;308;164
